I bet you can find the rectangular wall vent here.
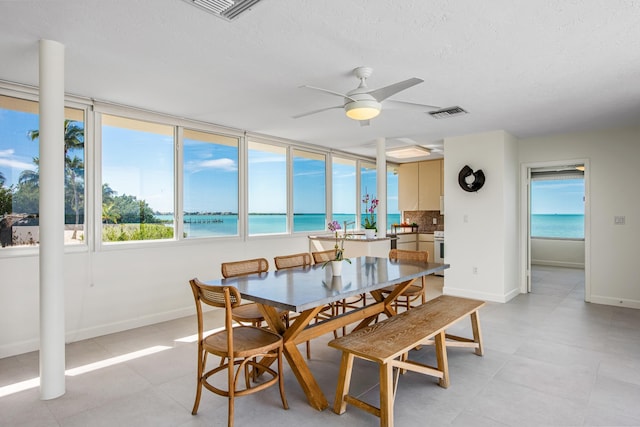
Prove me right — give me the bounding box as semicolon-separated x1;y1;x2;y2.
186;0;263;21
429;106;468;119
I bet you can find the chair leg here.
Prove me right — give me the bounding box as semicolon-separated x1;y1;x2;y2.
277;347;289;409
228;359;237;427
192;349;205;415
228;396;234;427
306;340;311;359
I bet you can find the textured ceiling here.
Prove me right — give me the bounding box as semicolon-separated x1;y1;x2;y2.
1;0;639;160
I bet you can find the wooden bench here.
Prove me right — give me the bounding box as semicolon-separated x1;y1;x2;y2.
328;295;485;427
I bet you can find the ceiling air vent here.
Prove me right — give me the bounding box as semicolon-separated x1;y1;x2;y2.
185;0;263;21
428;106;468;119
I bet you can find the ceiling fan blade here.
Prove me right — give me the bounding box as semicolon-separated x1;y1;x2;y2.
299;85;358;102
368;78;424;102
292;105;343;119
384;99;441;111
359;120;370;127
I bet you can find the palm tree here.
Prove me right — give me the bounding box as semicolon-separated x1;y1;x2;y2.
65;156;84;238
27;120;85;233
101;184;119;224
28;119;84;159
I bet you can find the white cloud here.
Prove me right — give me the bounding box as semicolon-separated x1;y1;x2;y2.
0;157;36;171
196;158;237;171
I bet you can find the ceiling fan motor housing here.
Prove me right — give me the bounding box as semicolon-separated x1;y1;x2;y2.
344;93;382;120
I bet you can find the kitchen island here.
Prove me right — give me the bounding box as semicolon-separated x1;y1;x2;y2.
308;234;395;258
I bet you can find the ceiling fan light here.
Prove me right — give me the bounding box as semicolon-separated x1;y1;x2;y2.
345;100;381;121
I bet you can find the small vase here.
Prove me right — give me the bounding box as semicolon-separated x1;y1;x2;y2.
364;228;376;239
330;260;343;276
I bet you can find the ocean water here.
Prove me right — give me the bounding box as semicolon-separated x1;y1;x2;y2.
531;214;584;238
157;213;401;237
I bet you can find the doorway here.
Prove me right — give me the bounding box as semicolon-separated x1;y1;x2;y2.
520;160;590;301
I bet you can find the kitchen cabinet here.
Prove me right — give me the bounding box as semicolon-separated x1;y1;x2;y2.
418;233;434;261
398;159;443;212
398;162;419;211
418;160;442;211
396;233;417;251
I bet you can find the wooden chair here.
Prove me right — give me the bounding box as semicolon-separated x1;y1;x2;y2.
221;257;269;279
274;252;312;270
221;258;287;328
188;278;288;427
380;249;429;311
274;252;332;359
310;249;338;265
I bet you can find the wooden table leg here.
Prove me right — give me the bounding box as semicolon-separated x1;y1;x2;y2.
333;352;354;415
260;305;329;411
380;362;394;427
471;310;484;356
283;340;329;410
434;331;450;388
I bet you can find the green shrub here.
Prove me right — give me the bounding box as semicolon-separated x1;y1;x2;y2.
102;224;174;242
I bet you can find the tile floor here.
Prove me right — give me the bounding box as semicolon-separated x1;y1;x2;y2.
2;266;640;426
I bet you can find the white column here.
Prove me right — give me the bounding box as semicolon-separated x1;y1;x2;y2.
39;39;66;400
376;138;387;236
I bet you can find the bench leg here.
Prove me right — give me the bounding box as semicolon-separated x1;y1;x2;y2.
471;311;484;356
380;362;394;427
333;352;355;415
434;331;450;388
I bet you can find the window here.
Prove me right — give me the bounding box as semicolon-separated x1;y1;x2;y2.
293;149;325;232
0;94;85;248
387;165;400;226
247;140;286;235
360;162;377;229
332;156;356;230
531;171;584;239
183;129;239;238
101;114;174;242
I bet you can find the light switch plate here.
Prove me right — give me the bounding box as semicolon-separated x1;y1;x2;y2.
614;216;625;225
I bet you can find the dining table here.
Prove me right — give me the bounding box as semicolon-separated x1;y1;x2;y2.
205;256;449;411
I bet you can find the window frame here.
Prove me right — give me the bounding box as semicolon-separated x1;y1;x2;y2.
181;126;241;240
291;147;327;234
0;84;91;256
245;136;288;236
1;81;396;257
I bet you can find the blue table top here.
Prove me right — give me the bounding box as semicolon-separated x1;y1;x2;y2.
205;257;449;312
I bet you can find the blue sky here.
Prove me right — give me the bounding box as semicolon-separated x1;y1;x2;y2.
1;106;405;216
531;179;584;214
0;110;39;186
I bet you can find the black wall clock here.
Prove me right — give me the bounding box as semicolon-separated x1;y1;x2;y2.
458;165;485;192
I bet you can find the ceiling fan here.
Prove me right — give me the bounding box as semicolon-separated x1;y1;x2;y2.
293;66;440;126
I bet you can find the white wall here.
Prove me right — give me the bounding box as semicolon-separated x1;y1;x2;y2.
0;234;310;358
531;238;585;268
519;125;640;309
443;130;520;302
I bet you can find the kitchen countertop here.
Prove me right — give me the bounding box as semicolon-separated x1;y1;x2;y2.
308;234;393;242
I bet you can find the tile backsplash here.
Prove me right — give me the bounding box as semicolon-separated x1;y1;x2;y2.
402;210;444;233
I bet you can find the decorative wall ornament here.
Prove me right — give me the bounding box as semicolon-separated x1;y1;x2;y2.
458;165;485;192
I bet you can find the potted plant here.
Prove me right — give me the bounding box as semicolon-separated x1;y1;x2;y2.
362;193;379;239
324;220;351;275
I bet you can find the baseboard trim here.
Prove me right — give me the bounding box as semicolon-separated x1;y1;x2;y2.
0;306;194;359
443;286;521;303
589;295;640;310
